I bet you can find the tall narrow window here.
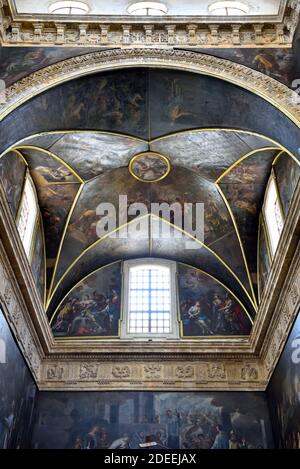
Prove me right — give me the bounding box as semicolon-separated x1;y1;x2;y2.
263;174;284;257
121;259;178;339
17;175;39;259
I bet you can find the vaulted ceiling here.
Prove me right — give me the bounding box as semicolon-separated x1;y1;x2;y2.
1;67;299;334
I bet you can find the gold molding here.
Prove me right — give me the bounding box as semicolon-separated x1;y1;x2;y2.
128;151;171;183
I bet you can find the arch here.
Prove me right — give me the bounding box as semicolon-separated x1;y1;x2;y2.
0;48;299;129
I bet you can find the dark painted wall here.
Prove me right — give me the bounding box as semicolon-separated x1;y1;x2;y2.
32;391;273;449
0;306;37;448
268;309;300;449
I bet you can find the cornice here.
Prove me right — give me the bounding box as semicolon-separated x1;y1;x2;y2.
0;0;298;47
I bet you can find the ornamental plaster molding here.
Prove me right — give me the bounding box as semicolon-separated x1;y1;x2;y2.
0;0;297;48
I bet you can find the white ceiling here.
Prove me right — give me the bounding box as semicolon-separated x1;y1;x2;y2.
13;0;283;16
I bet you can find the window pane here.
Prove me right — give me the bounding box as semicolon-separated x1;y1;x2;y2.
128;264;172;334
264;177;284;256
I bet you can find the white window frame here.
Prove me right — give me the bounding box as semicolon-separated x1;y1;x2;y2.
121;258;179;340
16;173;39;261
262;171;284;259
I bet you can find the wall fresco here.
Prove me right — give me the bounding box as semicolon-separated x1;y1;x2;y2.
268;309;300;449
178;264;252;337
51;262;122;338
32;391;273;449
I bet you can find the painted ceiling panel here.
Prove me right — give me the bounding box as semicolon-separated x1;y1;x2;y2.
49;166;253;302
178;264;252;338
20;147;80;183
150;130;274;181
1;69;300;159
274;153;300;216
44;132;148;180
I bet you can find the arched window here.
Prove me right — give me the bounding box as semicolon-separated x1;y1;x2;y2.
16;174;39;260
263;172;284;258
121;259;179;339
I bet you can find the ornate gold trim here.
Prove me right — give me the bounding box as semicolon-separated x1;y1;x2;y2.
128;151;171;183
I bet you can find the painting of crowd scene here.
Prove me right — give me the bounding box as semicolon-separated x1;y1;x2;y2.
51;262;122;338
0;151;26;219
178;264;252;337
274;153;300;218
0;307;37;448
31;391;273;449
268;309;300;449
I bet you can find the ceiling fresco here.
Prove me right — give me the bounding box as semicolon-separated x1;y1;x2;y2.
1;69;300;158
20;133;149;181
51;262;122;338
0;150;26;219
0;47;296;88
19;147;81;287
47;215;256;319
50;261;253;339
273;152;300;217
218;148;278;295
1;66;300;339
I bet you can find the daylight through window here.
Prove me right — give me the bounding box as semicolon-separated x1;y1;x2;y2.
128;264;172;334
17;176;38;259
263;175;284;257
